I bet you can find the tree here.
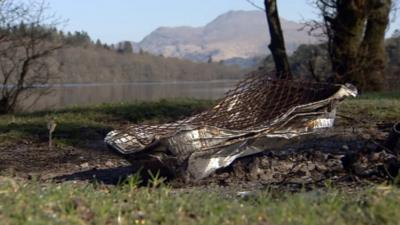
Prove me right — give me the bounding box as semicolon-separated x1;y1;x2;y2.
385;34;400;90
0;0;63;114
95;39;102;47
263;0;292;78
207;55;213;63
245;0;292;78
117;41;133;54
312;0;393;91
290;44;330;81
64;31;91;47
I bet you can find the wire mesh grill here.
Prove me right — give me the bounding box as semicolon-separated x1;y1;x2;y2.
108;71;342;148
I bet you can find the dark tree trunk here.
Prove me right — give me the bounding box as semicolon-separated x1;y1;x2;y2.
325;0;392;91
264;0;292;79
359;0;392;91
330;0;367;86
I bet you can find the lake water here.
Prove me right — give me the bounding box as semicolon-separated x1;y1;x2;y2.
18;80;238;111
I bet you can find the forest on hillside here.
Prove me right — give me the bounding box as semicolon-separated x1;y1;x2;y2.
1;24;243;84
0;13;242;113
58;30;400;86
50;31;244;83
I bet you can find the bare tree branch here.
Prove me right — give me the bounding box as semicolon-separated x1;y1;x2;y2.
245;0;265;11
0;0;63;113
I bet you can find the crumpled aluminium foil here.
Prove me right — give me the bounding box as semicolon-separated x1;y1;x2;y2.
105;74;358;180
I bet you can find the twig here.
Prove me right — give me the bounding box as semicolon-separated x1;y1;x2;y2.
47;119;57;150
245;0;264;11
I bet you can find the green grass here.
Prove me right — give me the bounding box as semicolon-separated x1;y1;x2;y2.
0;92;398;148
1;93;398;148
0;177;399;225
357;91;400;100
0;94;399;224
0;98;213;147
339;91;400;122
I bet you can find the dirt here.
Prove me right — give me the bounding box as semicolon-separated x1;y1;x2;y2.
0;121;399;191
0;140;129;180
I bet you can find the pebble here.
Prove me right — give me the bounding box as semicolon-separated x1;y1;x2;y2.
80;162;89;168
105;160;114;167
342;145;350;151
237;191;256;200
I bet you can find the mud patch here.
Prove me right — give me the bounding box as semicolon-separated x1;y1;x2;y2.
0;141;130;179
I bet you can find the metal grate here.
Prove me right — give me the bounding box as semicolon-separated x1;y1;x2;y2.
107;71;342;149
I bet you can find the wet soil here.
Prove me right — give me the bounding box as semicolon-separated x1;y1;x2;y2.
0;121;399;190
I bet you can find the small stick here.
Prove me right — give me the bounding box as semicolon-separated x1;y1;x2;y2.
47;119;57;150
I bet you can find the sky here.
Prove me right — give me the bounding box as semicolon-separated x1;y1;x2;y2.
46;0;400;44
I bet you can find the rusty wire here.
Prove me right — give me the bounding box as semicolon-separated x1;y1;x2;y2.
110;71;342;147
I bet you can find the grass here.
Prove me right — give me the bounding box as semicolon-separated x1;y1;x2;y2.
0;93;399;225
0;176;400;225
0;92;398;148
0;98;213;147
339;91;400;123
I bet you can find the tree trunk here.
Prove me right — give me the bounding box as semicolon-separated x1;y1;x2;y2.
330;0;367;86
359;0;392;91
264;0;292;79
327;0;391;91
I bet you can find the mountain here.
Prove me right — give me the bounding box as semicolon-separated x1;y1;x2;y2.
135;10;317;66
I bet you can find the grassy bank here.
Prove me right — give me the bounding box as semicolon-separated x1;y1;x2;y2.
0;92;399;148
340;91;400;123
0;177;399;225
0;98;213;147
0;93;399;225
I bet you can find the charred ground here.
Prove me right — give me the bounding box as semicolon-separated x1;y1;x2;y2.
0;94;399;190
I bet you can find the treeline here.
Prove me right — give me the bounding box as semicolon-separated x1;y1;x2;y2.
1;23;122;50
57;32;243;83
55;46;243;83
3;23;243;83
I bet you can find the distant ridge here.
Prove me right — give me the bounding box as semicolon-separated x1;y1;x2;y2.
133;10;317;66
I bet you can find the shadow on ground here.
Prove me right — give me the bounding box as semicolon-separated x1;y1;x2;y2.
52;158;175;186
52;166;139;185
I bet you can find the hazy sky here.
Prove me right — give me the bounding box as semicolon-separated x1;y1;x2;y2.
47;0;399;44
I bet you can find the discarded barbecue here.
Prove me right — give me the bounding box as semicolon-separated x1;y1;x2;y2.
105;72;358;180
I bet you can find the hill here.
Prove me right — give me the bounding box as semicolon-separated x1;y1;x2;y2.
136;10;317;64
